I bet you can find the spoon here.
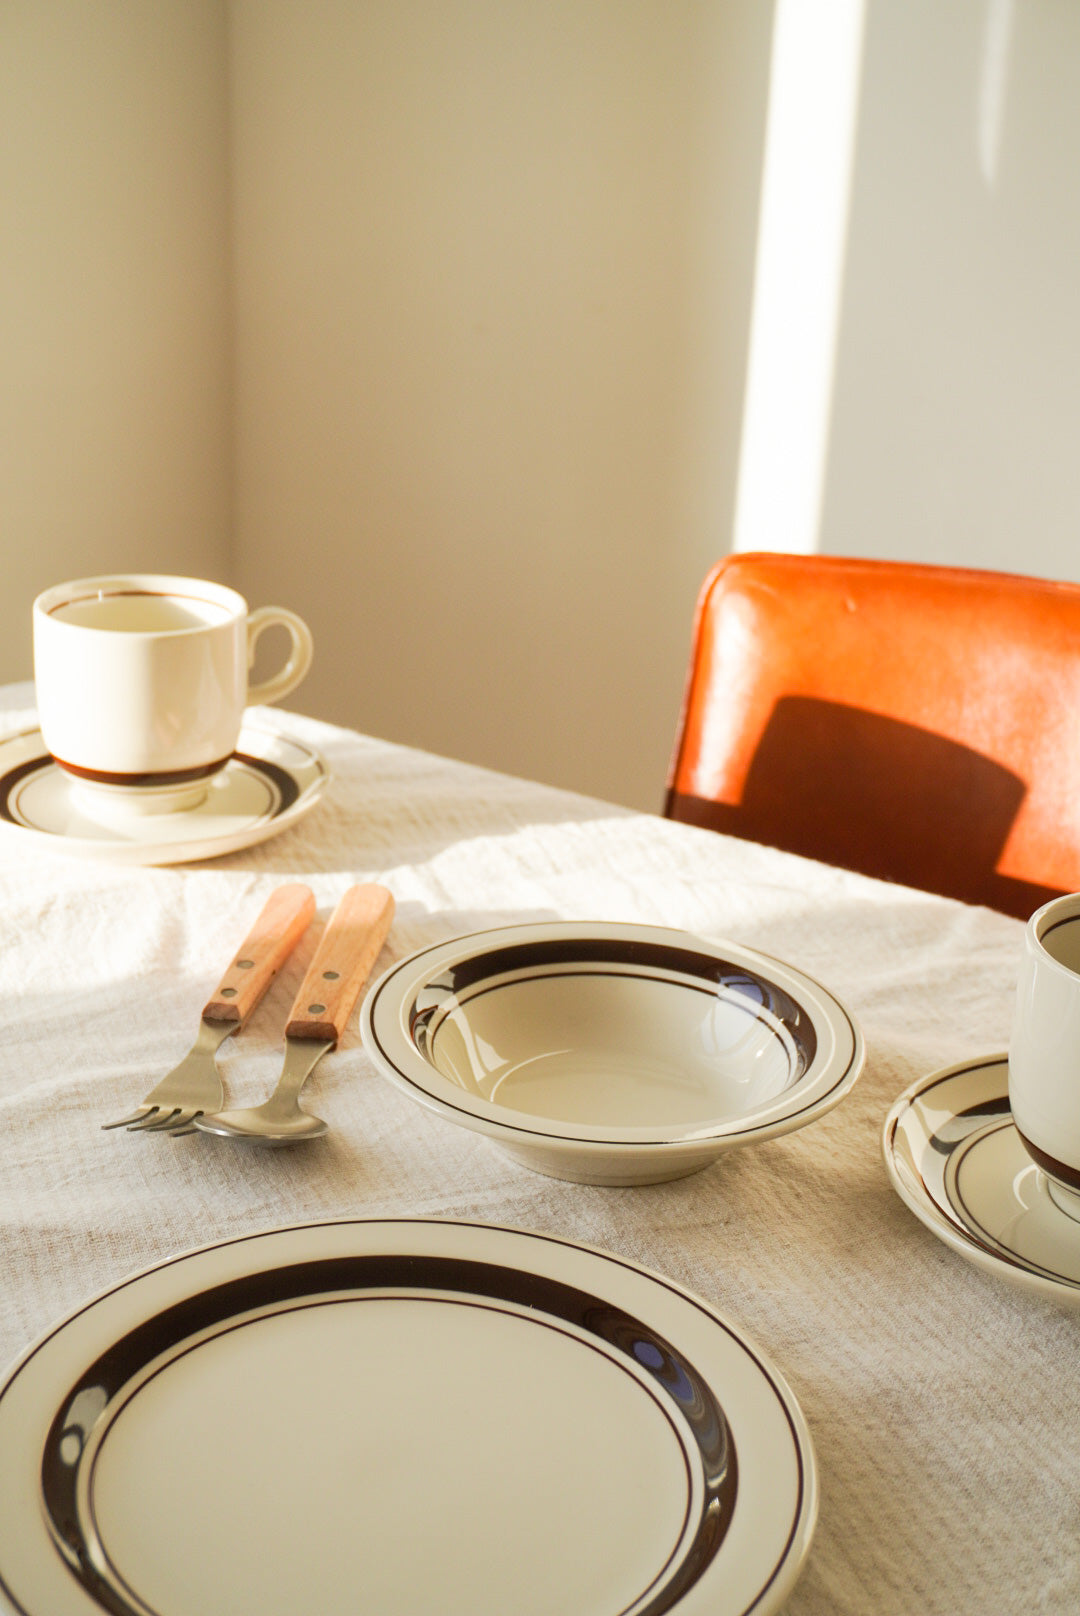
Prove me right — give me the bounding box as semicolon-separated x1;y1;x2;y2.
194;883;395;1144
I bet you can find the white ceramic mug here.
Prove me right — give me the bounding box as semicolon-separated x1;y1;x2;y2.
33;574;314;816
1009;890;1080;1219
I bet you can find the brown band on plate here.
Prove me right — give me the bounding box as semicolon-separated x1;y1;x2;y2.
1014;1126;1080;1191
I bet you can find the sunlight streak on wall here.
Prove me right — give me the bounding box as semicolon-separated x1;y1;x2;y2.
977;0;1015;188
731;0;866;558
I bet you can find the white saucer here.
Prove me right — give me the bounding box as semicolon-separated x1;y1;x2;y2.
0;723;329;866
883;1054;1080;1306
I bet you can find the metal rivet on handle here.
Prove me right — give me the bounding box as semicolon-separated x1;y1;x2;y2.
308;1003;326;1015
322;971;340;980
220;987;237;998
237;959;254;969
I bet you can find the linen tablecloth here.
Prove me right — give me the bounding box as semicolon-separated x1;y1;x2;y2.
0;685;1073;1614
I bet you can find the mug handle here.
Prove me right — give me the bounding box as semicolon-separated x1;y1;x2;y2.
245;607;314;706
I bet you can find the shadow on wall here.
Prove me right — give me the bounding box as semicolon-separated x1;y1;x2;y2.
667;695;1063;919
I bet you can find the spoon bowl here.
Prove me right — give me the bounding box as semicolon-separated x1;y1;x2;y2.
195;1096;328;1144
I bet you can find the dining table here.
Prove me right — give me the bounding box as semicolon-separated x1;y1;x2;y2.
0;679;1076;1616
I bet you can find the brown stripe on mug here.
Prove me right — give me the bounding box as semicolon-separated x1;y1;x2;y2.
51;756;233;786
1014;1126;1080;1191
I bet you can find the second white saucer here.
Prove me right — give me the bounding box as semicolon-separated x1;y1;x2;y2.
883;1054;1080;1306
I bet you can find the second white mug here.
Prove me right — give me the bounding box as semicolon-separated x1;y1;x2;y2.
33;574;314;815
1009;889;1080;1220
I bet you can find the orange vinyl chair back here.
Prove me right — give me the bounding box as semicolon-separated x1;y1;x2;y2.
664;553;1080;918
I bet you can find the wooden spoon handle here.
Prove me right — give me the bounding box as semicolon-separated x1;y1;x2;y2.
285;884;396;1043
202;884;317;1023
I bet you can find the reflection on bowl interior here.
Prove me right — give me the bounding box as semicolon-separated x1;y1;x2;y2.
410;943;814;1128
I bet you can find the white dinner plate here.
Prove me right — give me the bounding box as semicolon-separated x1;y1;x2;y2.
883;1054;1080;1307
0;1219;816;1616
0;722;328;865
361;921;863;1184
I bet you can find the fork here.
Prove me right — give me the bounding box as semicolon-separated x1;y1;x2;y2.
102;883;316;1135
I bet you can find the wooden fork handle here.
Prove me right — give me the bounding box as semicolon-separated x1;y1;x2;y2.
202;884;317;1023
285;884;396;1042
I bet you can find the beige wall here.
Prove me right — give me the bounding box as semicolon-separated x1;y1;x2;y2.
228;0;771;810
0;0;769;813
0;0;233;684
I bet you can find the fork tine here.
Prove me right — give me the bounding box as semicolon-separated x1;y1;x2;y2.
159;1108;197;1134
167;1111;203;1138
128;1108;178;1132
102;1108;153;1131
